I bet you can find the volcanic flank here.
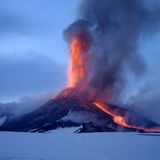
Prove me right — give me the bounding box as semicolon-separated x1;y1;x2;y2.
1;0;160;133
1;87;160;133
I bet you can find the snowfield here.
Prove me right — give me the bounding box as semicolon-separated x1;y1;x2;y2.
0;129;160;160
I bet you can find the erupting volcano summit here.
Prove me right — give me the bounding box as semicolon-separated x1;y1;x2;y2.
1;33;160;133
1;0;160;133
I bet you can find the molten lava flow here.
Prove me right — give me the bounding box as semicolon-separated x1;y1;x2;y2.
93;102;131;128
94;101;160;132
68;36;88;89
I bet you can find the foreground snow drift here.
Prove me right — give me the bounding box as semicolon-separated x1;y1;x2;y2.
0;130;160;160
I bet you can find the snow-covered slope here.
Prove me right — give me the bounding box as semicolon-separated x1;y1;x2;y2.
0;130;160;160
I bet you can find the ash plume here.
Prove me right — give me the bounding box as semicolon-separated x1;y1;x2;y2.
65;0;160;103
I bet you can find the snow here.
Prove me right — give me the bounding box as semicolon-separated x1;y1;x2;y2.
0;129;160;160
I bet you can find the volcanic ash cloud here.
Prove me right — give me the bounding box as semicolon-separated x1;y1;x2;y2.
64;0;160;103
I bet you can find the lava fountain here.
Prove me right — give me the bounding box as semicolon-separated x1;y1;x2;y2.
68;36;88;88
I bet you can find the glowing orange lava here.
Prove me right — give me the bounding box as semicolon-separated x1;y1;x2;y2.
68;37;87;88
94;101;160;132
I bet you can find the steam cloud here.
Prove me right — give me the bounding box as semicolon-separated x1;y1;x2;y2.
65;0;160;103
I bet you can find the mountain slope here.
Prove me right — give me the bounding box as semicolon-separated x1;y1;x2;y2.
0;88;159;133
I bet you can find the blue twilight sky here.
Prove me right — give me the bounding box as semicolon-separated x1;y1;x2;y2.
0;0;160;104
0;0;81;102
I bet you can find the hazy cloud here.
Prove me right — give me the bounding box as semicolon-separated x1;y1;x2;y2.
0;53;66;101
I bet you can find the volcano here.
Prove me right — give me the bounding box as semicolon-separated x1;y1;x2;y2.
0;34;160;133
0;87;160;133
1;32;160;133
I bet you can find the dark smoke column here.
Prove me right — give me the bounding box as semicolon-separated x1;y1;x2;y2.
65;0;159;103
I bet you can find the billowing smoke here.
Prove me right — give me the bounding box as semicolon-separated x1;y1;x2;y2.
64;0;160;103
